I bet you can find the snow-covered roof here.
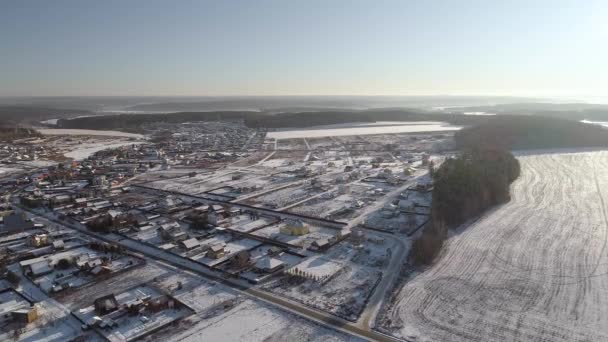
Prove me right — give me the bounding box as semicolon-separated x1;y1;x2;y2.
255;257;284;270
181;238;200;250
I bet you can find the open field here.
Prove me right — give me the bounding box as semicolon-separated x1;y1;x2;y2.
267;121;461;139
37;128;143;138
379;150;608;341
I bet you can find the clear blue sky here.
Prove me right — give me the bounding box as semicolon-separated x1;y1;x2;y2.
1;0;606;97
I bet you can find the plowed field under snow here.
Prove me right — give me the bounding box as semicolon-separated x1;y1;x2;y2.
380;151;608;342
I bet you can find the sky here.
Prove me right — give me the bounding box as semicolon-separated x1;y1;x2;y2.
1;0;607;97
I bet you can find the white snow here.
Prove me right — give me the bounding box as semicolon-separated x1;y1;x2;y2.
267;121;461;139
37;129;143;138
64;141;142;160
166;299;363;342
0;166;22;174
380;151;608;341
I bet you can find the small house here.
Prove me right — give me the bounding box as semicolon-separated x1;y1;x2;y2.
280;219;309;236
207;244;225;259
311;239;330;252
254;257;285;273
11;306;38;323
180;237;200;251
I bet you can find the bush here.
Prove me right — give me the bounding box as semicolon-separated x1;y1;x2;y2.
6;270;20;285
56;258;71;270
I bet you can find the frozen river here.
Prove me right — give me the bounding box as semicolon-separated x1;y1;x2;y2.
266;121;461;139
381;150;608;341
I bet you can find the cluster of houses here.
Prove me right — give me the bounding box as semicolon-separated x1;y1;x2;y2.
0;141;58;163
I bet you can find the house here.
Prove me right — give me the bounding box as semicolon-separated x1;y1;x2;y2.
207;210;220;225
94;294;119;315
158;243;177;252
52;240;65;250
280;219;309;236
158;222;187;241
207;244;225;259
337;228;351;240
231;250;251;268
11;306;38;323
310;239;330;252
179;237;200;251
254;257;284;273
20;258;53;277
27;233;49;247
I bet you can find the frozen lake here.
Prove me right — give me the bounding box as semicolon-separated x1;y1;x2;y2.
37;128;143;138
266;121;461;139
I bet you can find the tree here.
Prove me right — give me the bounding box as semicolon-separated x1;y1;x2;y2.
56;258;71;270
411;148;520;266
6;270;20;285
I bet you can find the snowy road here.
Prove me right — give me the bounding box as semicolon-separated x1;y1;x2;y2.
381;151;608;341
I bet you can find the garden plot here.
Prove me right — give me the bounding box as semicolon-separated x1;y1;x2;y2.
56;261;168;310
363;212;428;233
146;171;262;196
287;183;374;219
307;151;351;168
263;243;383;321
252;222;338;248
220;214;277;233
379;151;608;342
276;138;308;150
153;272;239;313
192;237;261;267
154;298;364;342
244;183;323;209
229;151;273;167
75;285;193;342
306;137;341;150
0;289;85;342
259;151;309;169
24;245;142;295
288;194;355;218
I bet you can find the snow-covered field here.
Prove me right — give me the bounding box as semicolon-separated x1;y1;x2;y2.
64;141;142;160
379;151;608;341
37;128;143;138
267;121;461;139
0;166;22;174
164;299;363;342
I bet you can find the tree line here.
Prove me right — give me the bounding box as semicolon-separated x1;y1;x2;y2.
410;148;520;265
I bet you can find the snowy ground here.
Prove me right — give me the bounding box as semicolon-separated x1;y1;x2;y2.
267;121;461;139
0;166;22;174
379;151;608;341
157;298;364;342
63;141;143;160
37;129;143;138
263;241;388;321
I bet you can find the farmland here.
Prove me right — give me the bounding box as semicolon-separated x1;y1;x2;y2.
378;150;608;341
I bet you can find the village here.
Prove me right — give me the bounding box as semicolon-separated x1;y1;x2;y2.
0;121;453;341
